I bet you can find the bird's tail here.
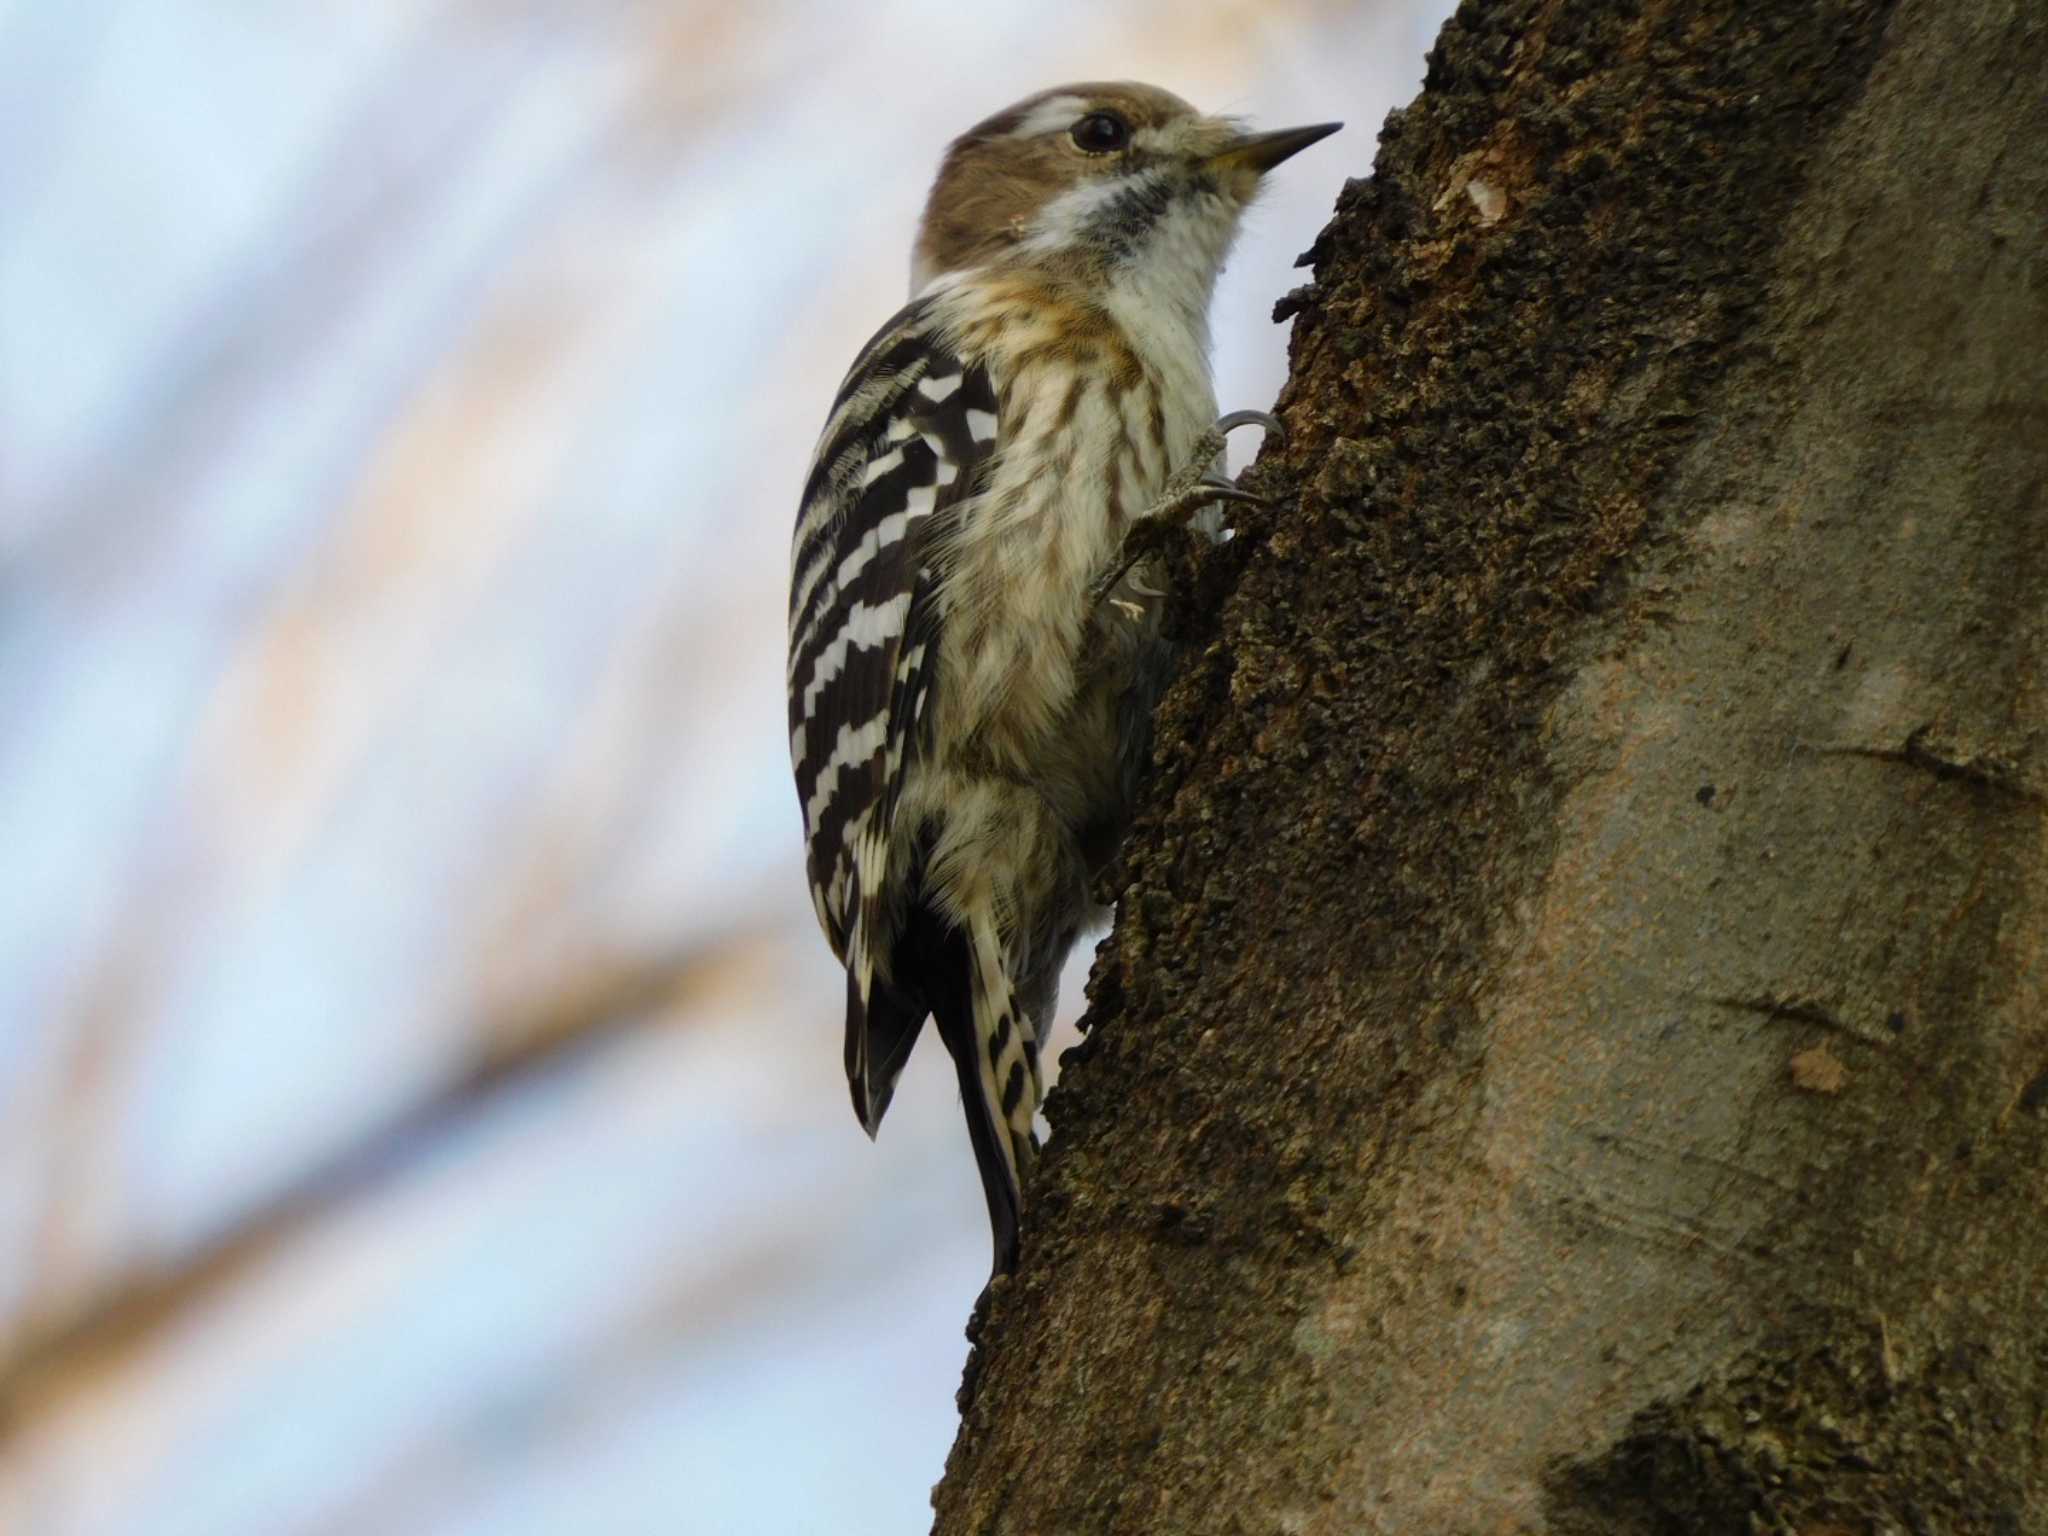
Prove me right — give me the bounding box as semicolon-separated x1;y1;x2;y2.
933;913;1042;1275
843;820;925;1135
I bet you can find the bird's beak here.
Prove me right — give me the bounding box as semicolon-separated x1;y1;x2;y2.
1209;121;1343;175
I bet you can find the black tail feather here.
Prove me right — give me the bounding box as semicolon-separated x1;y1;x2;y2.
843;907;1021;1275
845;969;927;1135
934;995;1023;1276
903;911;1021;1276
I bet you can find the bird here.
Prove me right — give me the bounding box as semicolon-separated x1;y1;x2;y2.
787;82;1339;1275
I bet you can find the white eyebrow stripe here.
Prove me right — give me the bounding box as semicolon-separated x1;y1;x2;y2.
1007;96;1092;139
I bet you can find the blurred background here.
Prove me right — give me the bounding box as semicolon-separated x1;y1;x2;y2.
0;3;1451;1531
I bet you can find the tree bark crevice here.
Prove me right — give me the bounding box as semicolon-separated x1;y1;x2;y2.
934;1;2048;1530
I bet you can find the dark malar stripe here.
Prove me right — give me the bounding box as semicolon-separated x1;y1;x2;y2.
1095;171;1179;263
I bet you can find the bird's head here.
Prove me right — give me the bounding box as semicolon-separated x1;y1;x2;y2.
910;82;1340;318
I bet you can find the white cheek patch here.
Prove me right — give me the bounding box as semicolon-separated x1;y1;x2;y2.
1023;178;1127;250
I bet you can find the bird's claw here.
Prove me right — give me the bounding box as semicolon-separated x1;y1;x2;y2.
1212;408;1285;448
1090;410;1283;611
1089;525;1165;606
1198;471;1268;509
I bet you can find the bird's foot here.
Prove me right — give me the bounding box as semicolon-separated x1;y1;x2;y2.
1091;410;1285;606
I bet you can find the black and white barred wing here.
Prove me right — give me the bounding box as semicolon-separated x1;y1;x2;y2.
787;303;998;1115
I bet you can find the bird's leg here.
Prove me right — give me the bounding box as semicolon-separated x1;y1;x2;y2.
1091;410;1285;606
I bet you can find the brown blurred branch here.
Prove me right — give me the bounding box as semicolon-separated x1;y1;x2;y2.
0;933;748;1436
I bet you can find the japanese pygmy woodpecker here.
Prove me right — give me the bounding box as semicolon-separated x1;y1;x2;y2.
787;81;1339;1273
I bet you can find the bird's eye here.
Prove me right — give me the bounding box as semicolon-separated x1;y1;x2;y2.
1070;111;1131;154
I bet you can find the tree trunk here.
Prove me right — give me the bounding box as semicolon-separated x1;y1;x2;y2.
931;0;2048;1530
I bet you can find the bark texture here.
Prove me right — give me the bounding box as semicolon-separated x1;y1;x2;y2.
932;0;2048;1531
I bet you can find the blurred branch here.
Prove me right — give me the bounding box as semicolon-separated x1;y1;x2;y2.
0;930;756;1437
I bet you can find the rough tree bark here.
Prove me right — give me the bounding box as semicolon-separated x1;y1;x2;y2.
931;0;2048;1531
